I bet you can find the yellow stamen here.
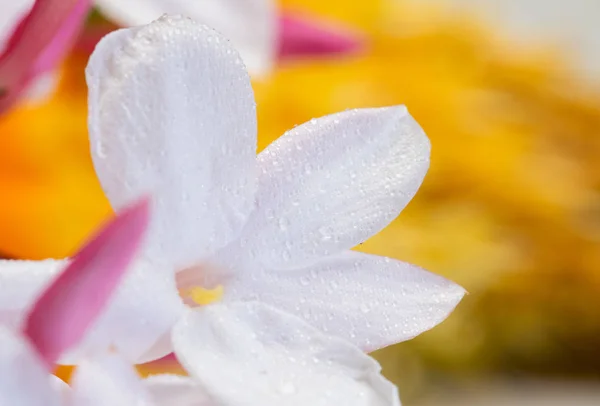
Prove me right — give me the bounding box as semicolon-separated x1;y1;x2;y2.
54;365;75;383
185;285;224;306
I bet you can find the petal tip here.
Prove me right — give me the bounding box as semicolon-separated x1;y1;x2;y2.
23;198;150;366
279;13;367;59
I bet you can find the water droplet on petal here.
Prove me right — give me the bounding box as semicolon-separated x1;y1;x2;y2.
96;141;107;158
278;217;290;231
318;226;333;241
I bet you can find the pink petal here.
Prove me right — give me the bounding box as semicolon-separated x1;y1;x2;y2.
278;13;365;59
0;0;91;113
23;198;150;367
75;23;117;54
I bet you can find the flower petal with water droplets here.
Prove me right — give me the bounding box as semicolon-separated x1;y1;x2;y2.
224;251;465;351
94;0;276;76
173;303;401;406
87;15;258;270
0;326;60;406
236;106;430;270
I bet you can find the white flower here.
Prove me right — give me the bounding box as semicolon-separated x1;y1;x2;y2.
0;14;463;365
0;156;415;406
146;302;402;406
94;0;276;76
85;15;463;357
1;302;403;406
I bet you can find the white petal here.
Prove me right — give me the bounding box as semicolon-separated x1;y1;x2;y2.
0;259;63;330
70;353;155;406
235;106;430;269
50;375;70;402
60;258;185;364
87;15;258;270
173;303;401;406
145;374;211;406
224;251;465;351
95;0;276;76
0;326;60;406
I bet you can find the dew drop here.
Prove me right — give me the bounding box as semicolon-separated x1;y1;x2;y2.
278;217;290;231
318;226;332;241
96;141;107;158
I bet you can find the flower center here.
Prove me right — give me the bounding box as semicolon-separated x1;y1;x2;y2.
182;285;224;306
176;264;225;306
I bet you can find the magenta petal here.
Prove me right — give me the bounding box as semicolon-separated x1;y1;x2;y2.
0;0;91;113
31;0;91;75
278;13;365;59
23;198;150;367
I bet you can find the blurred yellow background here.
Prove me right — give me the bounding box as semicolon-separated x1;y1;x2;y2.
3;0;600;404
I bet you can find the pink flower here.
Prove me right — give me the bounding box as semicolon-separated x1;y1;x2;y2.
0;0;91;113
278;14;364;59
